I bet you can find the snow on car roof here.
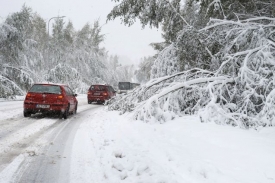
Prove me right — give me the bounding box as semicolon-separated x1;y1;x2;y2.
33;82;67;86
90;84;110;86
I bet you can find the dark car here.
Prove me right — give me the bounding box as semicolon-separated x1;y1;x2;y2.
118;82;140;94
23;83;78;119
87;84;116;104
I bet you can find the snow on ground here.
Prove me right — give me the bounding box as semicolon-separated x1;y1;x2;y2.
0;100;24;120
0;95;25;102
70;108;275;183
0;94;275;182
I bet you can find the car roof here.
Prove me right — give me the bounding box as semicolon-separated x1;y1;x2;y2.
90;84;110;86
33;83;67;86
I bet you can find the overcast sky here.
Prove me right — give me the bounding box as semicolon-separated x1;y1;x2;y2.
0;0;163;65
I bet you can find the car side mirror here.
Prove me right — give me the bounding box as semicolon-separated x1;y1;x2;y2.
74;94;78;97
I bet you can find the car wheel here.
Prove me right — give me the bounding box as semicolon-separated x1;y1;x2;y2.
62;104;70;119
88;100;92;104
23;110;31;117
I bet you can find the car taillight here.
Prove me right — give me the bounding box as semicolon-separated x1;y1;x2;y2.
57;95;64;102
25;93;34;99
102;92;108;96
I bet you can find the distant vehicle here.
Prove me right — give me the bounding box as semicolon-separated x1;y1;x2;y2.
118;82;140;94
87;84;116;104
23;83;78;119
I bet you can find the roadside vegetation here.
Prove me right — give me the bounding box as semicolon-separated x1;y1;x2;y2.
108;0;275;128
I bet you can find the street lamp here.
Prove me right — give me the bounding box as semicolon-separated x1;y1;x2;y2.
48;16;66;37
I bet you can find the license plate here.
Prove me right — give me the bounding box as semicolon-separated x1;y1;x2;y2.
37;104;50;108
93;93;100;95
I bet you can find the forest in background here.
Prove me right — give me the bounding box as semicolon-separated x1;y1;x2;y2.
108;0;275;128
0;5;152;98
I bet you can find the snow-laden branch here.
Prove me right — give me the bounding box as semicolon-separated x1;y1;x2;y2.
109;15;275;128
240;16;275;22
145;68;213;90
133;76;234;123
0;74;25;96
153;76;232;100
200;16;275;32
200;20;244;31
163;0;190;26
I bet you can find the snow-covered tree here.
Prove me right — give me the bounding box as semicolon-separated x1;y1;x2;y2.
47;19;110;92
0;5;132;98
108;0;275;128
0;6;36;97
135;56;155;83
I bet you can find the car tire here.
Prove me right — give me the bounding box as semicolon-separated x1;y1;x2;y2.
88;100;92;104
23;110;31;117
62;104;70;119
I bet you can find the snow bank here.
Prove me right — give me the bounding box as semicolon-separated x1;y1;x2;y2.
70;108;275;182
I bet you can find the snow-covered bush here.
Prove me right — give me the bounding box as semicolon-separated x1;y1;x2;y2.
259;89;275;127
0;65;34;97
150;44;180;79
109;16;275;128
109;68;217;121
0;74;25;98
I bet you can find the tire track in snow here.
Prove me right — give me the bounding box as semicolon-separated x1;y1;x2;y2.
0;100;98;139
0;117;63;171
0;115;50;140
0;98;102;178
5;104;103;183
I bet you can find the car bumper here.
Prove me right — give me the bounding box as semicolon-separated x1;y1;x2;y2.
24;102;68;113
87;95;109;102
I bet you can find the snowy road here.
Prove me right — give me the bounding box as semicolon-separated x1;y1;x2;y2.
0;95;275;183
0;95;103;182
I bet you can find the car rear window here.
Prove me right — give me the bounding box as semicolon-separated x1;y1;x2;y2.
118;82;131;90
29;85;61;94
89;85;106;91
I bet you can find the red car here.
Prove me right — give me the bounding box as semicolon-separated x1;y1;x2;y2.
87;84;116;104
23;83;78;119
